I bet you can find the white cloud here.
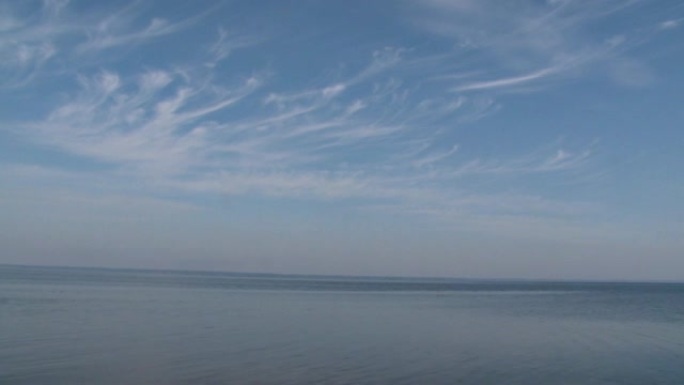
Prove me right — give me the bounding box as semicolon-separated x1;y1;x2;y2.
659;19;682;30
0;1;209;89
139;70;173;90
453;66;558;92
206;27;260;67
608;58;656;87
409;0;665;93
2;0;602;233
12;49;593;224
322;83;346;98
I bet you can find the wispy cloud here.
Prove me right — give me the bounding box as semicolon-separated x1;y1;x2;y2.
206;27;261;68
23;68;264;176
659;18;682;30
0;0;211;88
408;0;676;92
76;11;202;53
453;66;560;92
12;51;591;224
0;0;69;87
2;0;629;233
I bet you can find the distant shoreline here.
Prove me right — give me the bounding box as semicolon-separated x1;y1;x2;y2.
2;263;682;286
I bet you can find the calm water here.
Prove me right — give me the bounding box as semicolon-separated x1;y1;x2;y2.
1;265;683;385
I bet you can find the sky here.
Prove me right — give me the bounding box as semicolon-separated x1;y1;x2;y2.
1;0;683;281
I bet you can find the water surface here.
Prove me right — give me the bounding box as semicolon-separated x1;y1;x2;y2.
1;265;683;384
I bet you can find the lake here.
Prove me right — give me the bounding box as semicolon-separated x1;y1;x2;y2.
1;264;683;384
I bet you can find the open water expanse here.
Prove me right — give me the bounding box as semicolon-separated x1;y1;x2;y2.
1;264;683;385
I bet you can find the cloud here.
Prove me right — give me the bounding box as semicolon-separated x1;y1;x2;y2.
0;3;66;87
12;54;592;225
2;0;604;234
659;19;682;30
78;16;190;52
22;68;264;176
206;27;261;67
408;0;671;92
0;0;211;89
453;66;559;92
608;58;656;87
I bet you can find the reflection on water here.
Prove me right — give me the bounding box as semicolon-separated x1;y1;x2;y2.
1;265;683;385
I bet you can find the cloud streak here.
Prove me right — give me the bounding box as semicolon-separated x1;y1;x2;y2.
409;0;677;92
4;0;677;235
0;0;211;88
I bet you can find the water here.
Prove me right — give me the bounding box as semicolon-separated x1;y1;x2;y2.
1;265;683;385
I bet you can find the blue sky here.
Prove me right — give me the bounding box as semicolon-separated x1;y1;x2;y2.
1;0;683;280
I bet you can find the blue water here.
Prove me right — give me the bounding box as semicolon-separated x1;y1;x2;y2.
1;265;683;384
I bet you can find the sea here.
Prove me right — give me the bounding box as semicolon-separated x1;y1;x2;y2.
1;264;683;385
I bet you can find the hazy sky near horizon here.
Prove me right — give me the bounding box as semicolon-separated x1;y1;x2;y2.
1;0;683;280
